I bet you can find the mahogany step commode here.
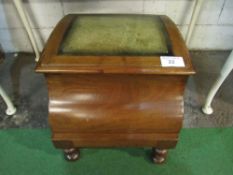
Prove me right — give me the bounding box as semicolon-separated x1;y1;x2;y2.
36;14;195;164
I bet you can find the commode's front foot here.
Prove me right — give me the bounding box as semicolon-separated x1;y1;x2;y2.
64;148;80;161
152;148;168;164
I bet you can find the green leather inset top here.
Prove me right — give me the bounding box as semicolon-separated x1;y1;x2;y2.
60;15;170;56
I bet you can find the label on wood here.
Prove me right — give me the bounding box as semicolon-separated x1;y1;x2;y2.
160;56;185;67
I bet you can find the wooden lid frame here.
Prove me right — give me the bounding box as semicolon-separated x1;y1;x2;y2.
36;14;195;75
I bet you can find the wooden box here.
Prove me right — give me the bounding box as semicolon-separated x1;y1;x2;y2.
36;14;195;164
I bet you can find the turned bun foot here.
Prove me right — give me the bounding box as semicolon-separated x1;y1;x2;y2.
152;148;168;164
64;148;80;161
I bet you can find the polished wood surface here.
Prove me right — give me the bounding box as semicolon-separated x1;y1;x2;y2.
47;74;186;151
48;74;186;133
152;148;168;164
36;14;195;164
64;148;80;161
36;14;194;75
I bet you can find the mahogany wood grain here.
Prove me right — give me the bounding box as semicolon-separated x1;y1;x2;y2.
36;14;195;164
47;74;186;133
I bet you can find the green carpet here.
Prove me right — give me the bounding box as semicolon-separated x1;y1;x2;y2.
0;128;233;175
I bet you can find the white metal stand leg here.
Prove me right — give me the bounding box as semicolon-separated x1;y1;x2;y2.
13;0;40;62
0;85;16;115
202;50;233;115
185;0;204;45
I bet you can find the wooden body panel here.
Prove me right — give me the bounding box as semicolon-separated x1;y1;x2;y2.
47;74;186;134
46;74;187;148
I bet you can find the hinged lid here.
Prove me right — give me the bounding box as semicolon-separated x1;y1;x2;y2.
36;14;195;75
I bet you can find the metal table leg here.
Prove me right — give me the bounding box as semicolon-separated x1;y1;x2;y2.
0;85;16;115
13;0;40;62
202;50;233;115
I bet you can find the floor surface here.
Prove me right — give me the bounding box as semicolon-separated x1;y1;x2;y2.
0;51;233;128
1;128;233;175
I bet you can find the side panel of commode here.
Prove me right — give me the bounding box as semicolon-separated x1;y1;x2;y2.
46;74;187;148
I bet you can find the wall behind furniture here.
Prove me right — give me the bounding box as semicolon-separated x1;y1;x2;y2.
0;0;233;52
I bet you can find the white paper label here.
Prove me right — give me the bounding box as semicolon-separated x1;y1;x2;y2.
160;56;185;67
